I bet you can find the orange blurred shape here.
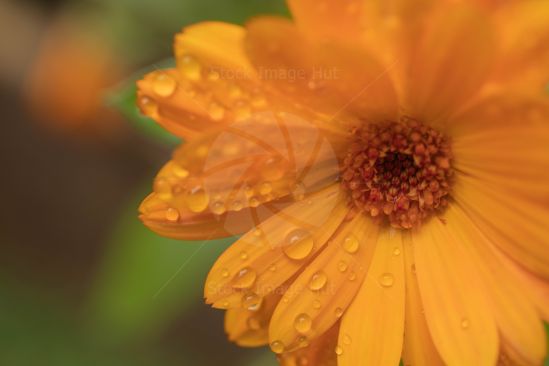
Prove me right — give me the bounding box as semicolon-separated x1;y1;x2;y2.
24;20;123;136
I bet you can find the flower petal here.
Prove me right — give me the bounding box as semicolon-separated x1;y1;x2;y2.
412;217;499;366
337;229;405;366
140;107;343;240
224;292;281;347
204;185;348;308
447;205;547;365
451;96;549;279
137;22;266;139
406;2;496;122
245;16;399;123
492;0;549;95
268;213;379;351
402;232;444;366
287;0;364;43
276;324;338;366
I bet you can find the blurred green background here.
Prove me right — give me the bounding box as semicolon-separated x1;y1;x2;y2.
0;0;288;365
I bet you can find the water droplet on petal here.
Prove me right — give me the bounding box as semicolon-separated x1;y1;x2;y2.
221;268;230;278
393;247;401;256
180;55;202;81
343;334;352;345
242;292;262;311
184;185;209;212
284;229;314;260
172;164;189;178
165;208;180;222
253;228;263;237
292;183;306;201
259;182;272;195
232;267;257;290
343;235;359;254
294;313;312;334
270;340;285;354
348;271;357;281
268;264;277;272
139;96;158;116
335;307;343;318
338;261;348;272
309;271;327;291
335;345;343;356
231;200;244;211
247;317;261;330
461;318;470;329
153;73;177;97
240;251;248;260
249;196;260;208
208;102;225;121
211;201;226;215
378;273;394;288
261;156;287;181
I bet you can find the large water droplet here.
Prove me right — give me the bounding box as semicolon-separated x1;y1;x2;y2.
309;271;327;291
242;292;262;311
184;185;209;213
153;73;177;97
378;273;394;288
232;267;257;290
294;313;312;334
270;340;285;354
343;234;359;254
180;55;201;81
283;229;314;260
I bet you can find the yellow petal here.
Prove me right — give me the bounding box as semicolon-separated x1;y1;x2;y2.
268;214;379;351
492;1;549;94
276;324;338;366
287;0;364;43
447;205;547;365
204;185;348;308
402;232;444;366
245;16;399;123
225;292;281;347
406;2;496;122
337;229;405;366
412;217;499;366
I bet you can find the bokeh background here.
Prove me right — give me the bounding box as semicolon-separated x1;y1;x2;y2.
0;0;288;365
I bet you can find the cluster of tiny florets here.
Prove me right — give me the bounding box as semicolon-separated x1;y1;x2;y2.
341;117;453;229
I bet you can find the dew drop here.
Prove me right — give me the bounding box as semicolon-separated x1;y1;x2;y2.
309;271;328;291
259;182;273;195
180;55;202;81
208;102;225;121
242;292;262;311
154;178;172;200
378;273;395;288
172;164;189;178
232;267;257;290
253;228;263;237
313;299;321;309
249;196;260;208
165;208;180;222
139;96;158;116
268;264;277;272
335;345;344;356
184;185;209;213
270;340;285;354
348;271;357;281
343;334;352;345
393;247;401;256
231;200;244;211
240;251;248;260
338;261;348;273
335;307;343;318
283;229;314;260
343;235;359;254
211;201;226;215
261;156;287;181
152;73;177;97
292;183;306;201
461;318;470;329
294;313;312;334
298;336;309;347
221;268;230;278
247;317;261;330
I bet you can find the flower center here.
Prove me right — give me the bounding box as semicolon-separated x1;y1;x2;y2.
341;117;454;229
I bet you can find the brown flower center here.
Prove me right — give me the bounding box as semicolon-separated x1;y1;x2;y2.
341;117;454;229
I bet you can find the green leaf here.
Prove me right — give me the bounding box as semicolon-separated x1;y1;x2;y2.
87;187;235;345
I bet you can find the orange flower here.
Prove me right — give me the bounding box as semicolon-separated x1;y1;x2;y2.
137;1;549;365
